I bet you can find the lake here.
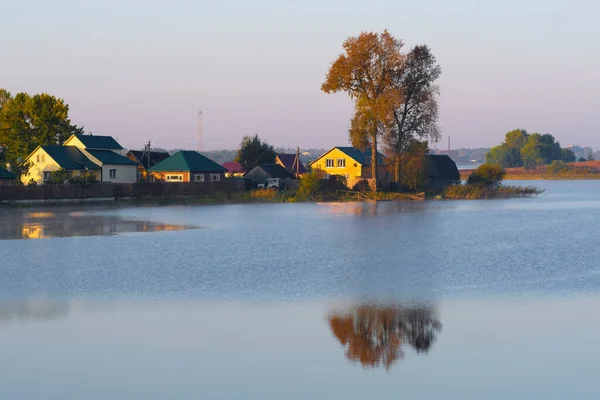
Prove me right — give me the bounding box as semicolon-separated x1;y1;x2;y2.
1;180;600;399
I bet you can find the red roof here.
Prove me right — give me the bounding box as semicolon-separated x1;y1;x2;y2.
223;161;245;173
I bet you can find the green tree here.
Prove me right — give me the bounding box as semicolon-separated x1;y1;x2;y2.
296;172;320;200
322;30;404;185
520;134;543;169
504;129;529;149
561;148;576;163
485;144;521;168
0;90;83;181
235;134;276;171
384;45;442;184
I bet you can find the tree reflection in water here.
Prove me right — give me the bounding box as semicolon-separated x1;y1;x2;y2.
328;304;441;369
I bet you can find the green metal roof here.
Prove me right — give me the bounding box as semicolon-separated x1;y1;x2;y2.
0;166;16;180
72;134;123;150
42;146;101;170
87;150;138;165
149;151;226;173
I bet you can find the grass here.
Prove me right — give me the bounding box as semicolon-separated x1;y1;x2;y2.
442;184;544;199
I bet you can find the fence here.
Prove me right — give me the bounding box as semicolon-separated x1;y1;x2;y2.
0;180;245;202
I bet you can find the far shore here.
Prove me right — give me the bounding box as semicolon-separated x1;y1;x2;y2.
460;160;600;181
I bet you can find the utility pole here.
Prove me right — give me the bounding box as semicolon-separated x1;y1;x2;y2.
296;146;300;177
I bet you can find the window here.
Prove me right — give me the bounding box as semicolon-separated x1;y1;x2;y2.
337;158;345;168
194;174;205;182
344;174;349;179
324;174;330;179
36;155;40;163
41;154;45;162
80;171;86;176
43;171;51;182
109;169;117;179
210;174;220;182
166;175;183;182
326;158;334;168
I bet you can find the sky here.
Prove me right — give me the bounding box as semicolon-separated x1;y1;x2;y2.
1;0;599;151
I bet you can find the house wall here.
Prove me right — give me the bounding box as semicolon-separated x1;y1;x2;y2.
0;179;15;186
101;164;138;183
310;148;363;179
23;148;60;184
151;171;191;182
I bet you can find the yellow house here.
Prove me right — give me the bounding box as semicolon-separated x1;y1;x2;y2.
307;147;386;180
22;146;101;184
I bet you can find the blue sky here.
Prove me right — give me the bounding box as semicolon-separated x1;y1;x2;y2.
1;0;598;151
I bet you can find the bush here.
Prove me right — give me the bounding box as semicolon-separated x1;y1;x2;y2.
27;178;37;186
296;173;320;200
351;179;371;193
467;164;505;186
443;184;543;199
547;160;568;175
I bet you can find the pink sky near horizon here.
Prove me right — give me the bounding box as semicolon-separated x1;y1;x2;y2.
2;0;598;151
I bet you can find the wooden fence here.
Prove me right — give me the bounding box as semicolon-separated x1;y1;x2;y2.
0;180;245;201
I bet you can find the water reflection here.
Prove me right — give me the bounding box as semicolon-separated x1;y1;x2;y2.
0;210;195;240
328;303;441;369
318;201;427;216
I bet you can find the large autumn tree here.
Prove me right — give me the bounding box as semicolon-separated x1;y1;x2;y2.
322;30;404;183
322;32;442;187
0;89;83;179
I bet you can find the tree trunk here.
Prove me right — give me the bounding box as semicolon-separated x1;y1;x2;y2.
371;133;378;190
394;154;401;183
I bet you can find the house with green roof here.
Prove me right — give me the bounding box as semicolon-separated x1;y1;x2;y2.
0;165;17;186
23;133;137;184
148;151;226;182
22;145;102;184
63;134;137;183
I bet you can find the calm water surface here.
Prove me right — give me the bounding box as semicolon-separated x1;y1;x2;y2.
1;180;599;399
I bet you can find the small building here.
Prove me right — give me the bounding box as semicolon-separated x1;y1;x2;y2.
149;150;227;182
22;146;102;184
425;155;460;191
64;134;137;183
308;147;388;187
0;166;16;186
244;163;296;183
126;150;171;181
223;161;245;178
275;153;307;177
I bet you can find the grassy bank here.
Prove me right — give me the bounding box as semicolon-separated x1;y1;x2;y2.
442;184;543;200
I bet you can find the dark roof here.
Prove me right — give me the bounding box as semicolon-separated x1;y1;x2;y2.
276;153;307;174
336;147;385;165
42;146;101;170
0;166;16;180
71;134;123;150
87;150;138;165
223;161;245;173
148;151;226;173
426;155;460;180
127;150;171;168
247;164;296;179
309;147;385;166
